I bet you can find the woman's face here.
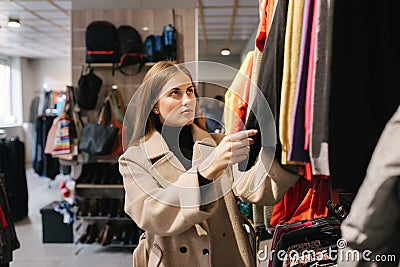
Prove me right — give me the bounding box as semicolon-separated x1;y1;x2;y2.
153;72;196;126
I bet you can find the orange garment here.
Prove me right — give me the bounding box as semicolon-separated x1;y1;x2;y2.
256;0;276;52
270;175;331;226
224;51;254;134
266;0;276;39
233;56;254;132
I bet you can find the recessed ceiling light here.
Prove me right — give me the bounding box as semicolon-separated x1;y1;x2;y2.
142;26;149;31
8;18;21;28
220;48;231;56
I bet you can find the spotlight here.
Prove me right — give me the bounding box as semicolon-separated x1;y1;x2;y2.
220;48;231;56
8;18;21;28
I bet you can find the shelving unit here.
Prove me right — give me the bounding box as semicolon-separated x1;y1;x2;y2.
73;162;142;249
77;216;132;221
70;7;195;252
85;62;157;68
76;184;123;189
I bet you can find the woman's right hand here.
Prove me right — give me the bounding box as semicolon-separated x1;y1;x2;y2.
199;129;257;180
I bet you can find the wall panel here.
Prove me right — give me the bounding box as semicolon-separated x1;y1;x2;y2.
71;8;196;122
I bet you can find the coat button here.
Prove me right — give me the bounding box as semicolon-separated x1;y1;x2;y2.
180;246;187;253
202;248;209;255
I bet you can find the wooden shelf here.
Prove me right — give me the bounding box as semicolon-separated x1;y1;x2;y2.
85;62;156;68
76;184;124;189
76;156;119;164
76;216;131;221
94;156;120;163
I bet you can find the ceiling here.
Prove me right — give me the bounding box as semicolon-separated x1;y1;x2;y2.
198;0;259;58
0;0;71;58
0;0;259;59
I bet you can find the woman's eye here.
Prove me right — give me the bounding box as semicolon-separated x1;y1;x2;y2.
187;88;194;94
170;90;180;96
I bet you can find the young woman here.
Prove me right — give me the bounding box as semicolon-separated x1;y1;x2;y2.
119;61;300;266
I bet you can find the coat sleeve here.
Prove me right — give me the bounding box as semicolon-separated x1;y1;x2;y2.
232;146;300;205
119;152;218;237
339;106;400;265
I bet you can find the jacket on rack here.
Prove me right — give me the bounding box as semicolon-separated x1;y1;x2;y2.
32;115;60;180
0;175;20;264
0;138;28;221
119;124;299;267
339;105;400;267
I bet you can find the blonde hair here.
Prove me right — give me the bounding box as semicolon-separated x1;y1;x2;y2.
128;61;206;145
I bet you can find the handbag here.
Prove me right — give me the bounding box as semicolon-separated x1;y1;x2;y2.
97;89;125;157
78;100;119;155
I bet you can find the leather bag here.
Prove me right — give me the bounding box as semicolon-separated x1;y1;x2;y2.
78;100;118;155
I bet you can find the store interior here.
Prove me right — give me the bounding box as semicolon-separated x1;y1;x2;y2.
1;0;400;267
0;1;265;266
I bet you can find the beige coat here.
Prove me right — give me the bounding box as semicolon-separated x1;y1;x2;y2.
119;124;299;267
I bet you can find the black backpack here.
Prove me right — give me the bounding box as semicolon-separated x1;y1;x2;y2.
117;25;145;75
78;68;102;110
85;21;118;63
143;35;164;63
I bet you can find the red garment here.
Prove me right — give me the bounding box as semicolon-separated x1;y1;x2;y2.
270;176;330;226
256;0;268;52
304;162;328;181
255;0;276;52
0;206;8;229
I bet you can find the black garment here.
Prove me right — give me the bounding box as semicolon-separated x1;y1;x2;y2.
329;1;400;193
239;0;290;171
29;96;40;123
0;138;28;221
0;174;20;264
159;124;194;170
157;124;211;186
32;116;60;180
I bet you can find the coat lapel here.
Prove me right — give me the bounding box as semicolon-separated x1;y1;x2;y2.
141;124;217;186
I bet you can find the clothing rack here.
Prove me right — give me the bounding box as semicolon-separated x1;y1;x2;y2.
0;173;20;266
38;88;67;117
0;132;29;222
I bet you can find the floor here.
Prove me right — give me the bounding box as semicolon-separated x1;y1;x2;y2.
10;168;133;267
9;167;271;267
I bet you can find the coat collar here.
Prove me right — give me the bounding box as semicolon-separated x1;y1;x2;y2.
140;123;217;160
